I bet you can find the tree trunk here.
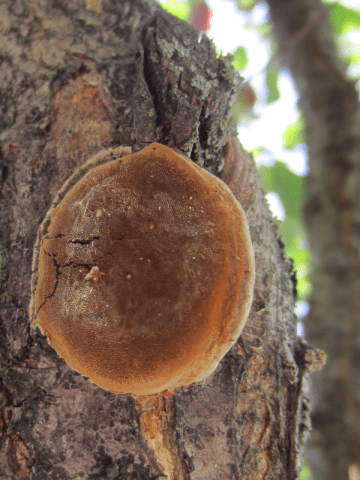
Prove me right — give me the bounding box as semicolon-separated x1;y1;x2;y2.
266;0;360;478
0;1;322;478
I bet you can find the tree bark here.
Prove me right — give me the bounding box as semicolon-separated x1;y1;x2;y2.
266;0;360;478
0;1;321;478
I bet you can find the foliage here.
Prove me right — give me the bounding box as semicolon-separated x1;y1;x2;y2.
299;459;312;480
265;62;280;104
327;2;360;34
284;117;304;150
233;46;248;70
159;0;191;21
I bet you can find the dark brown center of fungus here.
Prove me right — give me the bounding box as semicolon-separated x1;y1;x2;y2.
30;143;255;396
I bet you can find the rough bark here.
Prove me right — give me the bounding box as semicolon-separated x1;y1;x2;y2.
0;0;321;478
266;0;360;479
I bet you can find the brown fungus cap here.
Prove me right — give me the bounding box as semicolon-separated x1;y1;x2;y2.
30;143;255;396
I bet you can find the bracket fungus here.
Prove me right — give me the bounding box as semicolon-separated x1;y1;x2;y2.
30;143;255;396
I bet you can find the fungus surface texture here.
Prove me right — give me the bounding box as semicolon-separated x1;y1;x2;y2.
30;143;255;395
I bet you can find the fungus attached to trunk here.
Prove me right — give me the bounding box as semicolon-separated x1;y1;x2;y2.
29;143;255;396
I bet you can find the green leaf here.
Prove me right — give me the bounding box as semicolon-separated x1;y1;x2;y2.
257;21;271;37
284;118;304;149
283;231;311;301
281;215;306;246
327;3;360;35
265;63;280;104
258;161;305;219
237;0;255;8
300;457;312;479
297;276;312;301
158;0;191;21
233;46;248;71
250;147;265;158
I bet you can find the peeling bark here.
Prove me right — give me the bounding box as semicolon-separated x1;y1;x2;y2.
134;393;187;480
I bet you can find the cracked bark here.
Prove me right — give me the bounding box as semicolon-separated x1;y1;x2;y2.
0;0;322;479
